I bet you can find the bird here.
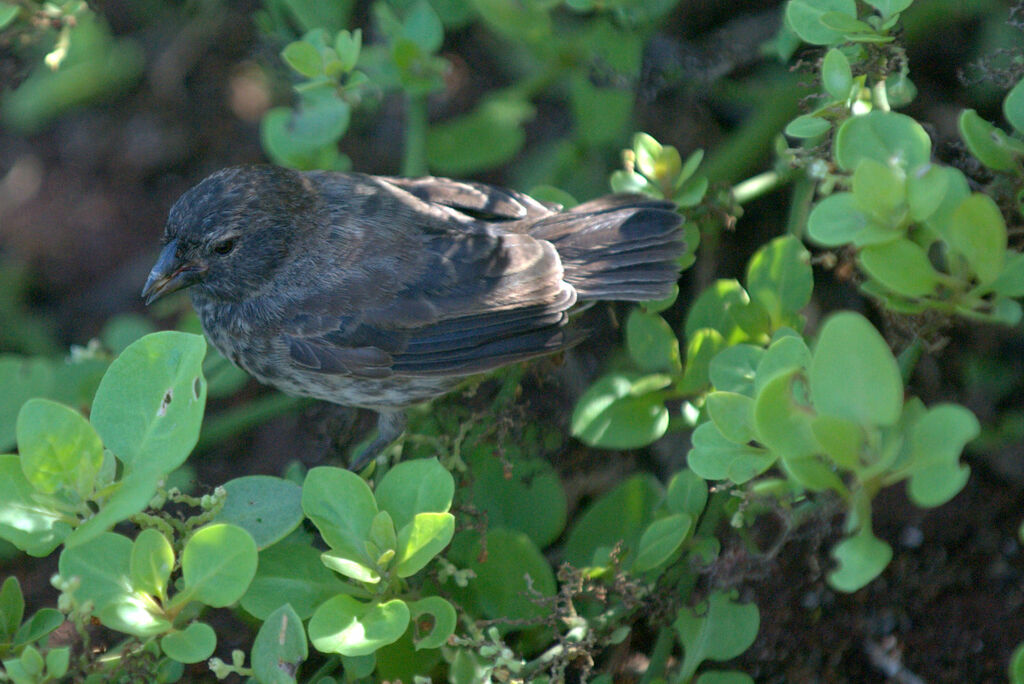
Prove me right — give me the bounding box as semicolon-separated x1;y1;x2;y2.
141;165;685;469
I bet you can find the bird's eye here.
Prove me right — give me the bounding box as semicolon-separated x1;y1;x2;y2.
213;238;236;255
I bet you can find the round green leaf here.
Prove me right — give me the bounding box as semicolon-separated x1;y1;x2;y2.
464;453;567;548
241;542;350;620
958;109;1017;172
785;114;832;139
427;96;531;175
216;476;303;550
834;111;932;172
16;398;103;496
827;528;892;592
395;512;454;577
687;423;776;485
632;513;693;572
447;528;555;622
859;238;942;297
785;0;857;45
1003;77;1024;135
753;369;821;459
309;596;410;657
252;603;308;684
160;622;216;664
571;373;670;449
674;590;760;680
666;469;709;517
947;193;1007;285
564;474;662;568
627;309;682;373
745;236;813;325
281;41;322;78
809;312;902;426
708;344;764;396
90;331;207;474
130;529;174;601
302;466;377;561
408;596;456;650
807;193;871;247
180;524;258;607
822;48;852;99
907;404;977;507
906;164;951;222
375;457;453;532
852;158;907;225
58;532;134;613
706;392;755;444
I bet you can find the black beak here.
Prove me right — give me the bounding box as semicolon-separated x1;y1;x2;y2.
141;240;207;305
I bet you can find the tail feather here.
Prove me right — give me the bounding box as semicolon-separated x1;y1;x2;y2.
528;198;685;302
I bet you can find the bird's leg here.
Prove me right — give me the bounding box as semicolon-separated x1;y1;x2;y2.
349;410;408;471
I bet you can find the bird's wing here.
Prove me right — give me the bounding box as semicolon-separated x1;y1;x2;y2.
282;225;581;378
383;176;558;222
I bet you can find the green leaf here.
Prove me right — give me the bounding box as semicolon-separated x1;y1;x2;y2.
851;158;906;226
216;476;304;549
309;596;410;656
745;236;813;325
564;474;662;568
865;0;911;16
665;469;709;517
810;415;864;470
65;469;160;548
958;109;1018;172
90;331;207;474
828;527;892;592
261;99;351;167
679;329;727;394
571;373;670;449
947;193;1007;285
755;334;811;393
753;369;821;459
834;111;932;172
0;577;24;641
785;0;857;45
807;193;874;247
179;524;258;607
859;239;942;297
58;532;133;613
809;312;902;426
905;164;951;222
906;404;976;507
989;252;1024;298
695;672;755;684
632;513;693;572
464;452;567;548
447;528;555;622
0;357;55;452
785;114;832;139
0;4;19;31
685;280;750;342
627;309;682;373
408;596;456;650
161;622;216;664
11;609;62;649
321;549;380;584
252;604;308;684
241;541;350;620
302;466;377;562
709;344;764;396
281;41;322;78
779;454;845;493
687;423;776;484
706;392;756;444
674;590;759;681
821;48;853;99
44;646;69;678
403;0;443;53
395;512;454;577
16;398;103;496
426;96;532;175
1004;77;1024;135
130;529;174;602
375;458;453;532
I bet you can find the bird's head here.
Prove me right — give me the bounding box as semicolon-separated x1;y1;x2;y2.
142;165;317;304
